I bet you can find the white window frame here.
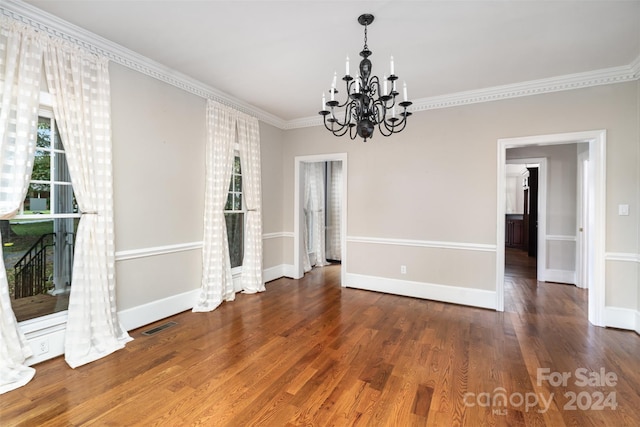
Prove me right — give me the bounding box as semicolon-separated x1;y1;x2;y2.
224;145;245;276
15;108;79;221
14;92;77;364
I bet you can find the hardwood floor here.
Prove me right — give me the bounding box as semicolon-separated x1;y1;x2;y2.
2;255;640;426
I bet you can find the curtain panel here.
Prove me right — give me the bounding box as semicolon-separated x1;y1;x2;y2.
325;161;342;261
304;163;329;270
195;101;264;310
0;17;44;394
237;113;264;294
302;164;312;273
44;41;132;369
193;101;236;312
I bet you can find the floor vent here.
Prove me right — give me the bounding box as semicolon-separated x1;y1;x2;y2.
142;321;178;336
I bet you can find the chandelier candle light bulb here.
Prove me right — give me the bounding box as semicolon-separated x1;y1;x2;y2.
318;14;412;141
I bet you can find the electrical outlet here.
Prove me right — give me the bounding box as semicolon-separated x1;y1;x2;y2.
35;338;49;355
400;265;407;275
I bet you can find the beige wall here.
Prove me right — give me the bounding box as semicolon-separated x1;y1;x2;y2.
259;121;286;271
109;64;285;312
108;60;639;323
111;63;206;310
282;82;639;310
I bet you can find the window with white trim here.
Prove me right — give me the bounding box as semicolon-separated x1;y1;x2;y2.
1;105;80;322
224;154;244;269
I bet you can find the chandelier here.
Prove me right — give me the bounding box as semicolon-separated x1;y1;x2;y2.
319;14;412;141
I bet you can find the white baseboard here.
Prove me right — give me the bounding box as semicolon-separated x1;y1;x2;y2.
120;264;296;331
603;306;637;331
118;289;200;332
282;264;297;279
543;269;576;285
344;273;496;310
264;264;285;282
636;311;640;336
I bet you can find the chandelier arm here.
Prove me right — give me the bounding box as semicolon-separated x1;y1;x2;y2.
322;119;335;133
328;97;352;111
377;117;396;137
332;121;353;137
381;112;409;135
348;124;358;140
392;115;410;134
323;114;343;133
323;111;355;138
330;103;357;128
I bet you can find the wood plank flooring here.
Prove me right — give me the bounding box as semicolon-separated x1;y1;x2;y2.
2;252;640;426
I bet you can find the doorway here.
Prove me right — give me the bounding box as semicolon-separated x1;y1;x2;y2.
505;158;545;280
294;154;347;286
496;130;606;326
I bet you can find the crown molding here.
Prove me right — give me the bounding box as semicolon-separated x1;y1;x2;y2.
1;0;287;129
2;0;639;132
285;57;640;130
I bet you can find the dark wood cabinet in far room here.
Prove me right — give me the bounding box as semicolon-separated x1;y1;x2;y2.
505;214;524;249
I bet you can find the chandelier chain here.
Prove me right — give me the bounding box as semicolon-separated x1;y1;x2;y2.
363;24;368;51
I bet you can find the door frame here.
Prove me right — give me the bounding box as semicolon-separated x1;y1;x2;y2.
496;130;606;326
576;148;590;289
294;153;348;286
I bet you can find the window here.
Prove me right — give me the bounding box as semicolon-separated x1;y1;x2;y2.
224;155;244;269
1;108;80;322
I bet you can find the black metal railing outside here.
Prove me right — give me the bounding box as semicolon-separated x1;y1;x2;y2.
13;233;54;299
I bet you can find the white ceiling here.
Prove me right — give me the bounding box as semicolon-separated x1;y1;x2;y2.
23;0;640;122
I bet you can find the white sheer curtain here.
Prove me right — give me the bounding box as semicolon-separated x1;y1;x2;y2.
325;161;342;261
237;114;264;294
193;101;236;312
302;166;312;272
0;18;43;394
44;41;132;369
304;163;328;270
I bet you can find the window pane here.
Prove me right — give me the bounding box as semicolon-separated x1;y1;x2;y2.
1;218;77;321
24;183;50;213
37;117;51;149
53;151;72;184
32;151;51;181
53;183;76;214
225;193;233;211
233;194;242;211
233;174;242;192
233;156;241;175
53;122;64;151
225;213;244;268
